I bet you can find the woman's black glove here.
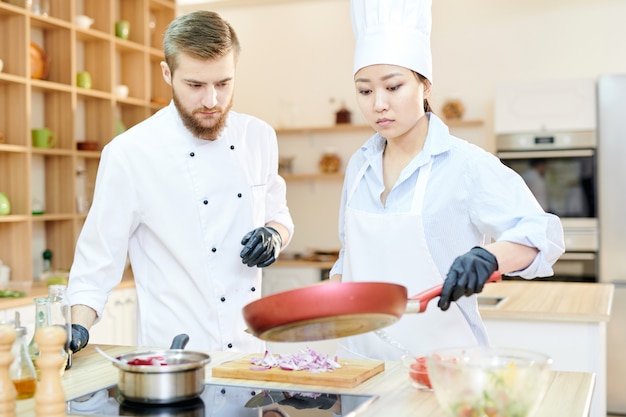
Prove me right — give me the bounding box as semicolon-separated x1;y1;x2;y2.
240;226;282;268
70;324;90;353
438;247;499;311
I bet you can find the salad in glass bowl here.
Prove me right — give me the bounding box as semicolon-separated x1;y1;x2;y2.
426;346;552;417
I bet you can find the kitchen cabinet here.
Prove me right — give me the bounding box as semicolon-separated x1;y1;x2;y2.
479;281;613;417
0;0;176;286
0;281;137;346
87;286;137;346
261;265;322;296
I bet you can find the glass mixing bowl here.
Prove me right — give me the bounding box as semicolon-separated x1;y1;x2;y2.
426;346;552;417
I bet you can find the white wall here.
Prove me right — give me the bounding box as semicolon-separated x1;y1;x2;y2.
180;0;357;129
178;0;626;253
179;0;626;146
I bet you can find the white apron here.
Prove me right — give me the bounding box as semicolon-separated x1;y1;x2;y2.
337;157;478;361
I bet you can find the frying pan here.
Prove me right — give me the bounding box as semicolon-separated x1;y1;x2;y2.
243;272;501;342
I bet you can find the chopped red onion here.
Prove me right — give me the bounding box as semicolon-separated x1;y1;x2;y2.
250;348;341;373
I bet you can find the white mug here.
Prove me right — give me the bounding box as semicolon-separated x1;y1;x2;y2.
75;15;95;29
0;265;10;290
114;84;129;99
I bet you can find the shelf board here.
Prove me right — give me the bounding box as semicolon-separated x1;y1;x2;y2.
281;172;343;181
0;144;27;153
273;259;336;269
275;124;373;135
30;79;73;93
30;214;77;221
30;148;74;156
0;72;27;84
0;215;30;223
444;118;484;127
150;0;177;10
275;120;483;134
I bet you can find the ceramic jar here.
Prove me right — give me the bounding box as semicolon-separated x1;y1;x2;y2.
0;192;10;215
319;150;341;174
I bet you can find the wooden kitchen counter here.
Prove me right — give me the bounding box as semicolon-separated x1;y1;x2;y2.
479;280;614;322
478;280;613;417
12;345;594;417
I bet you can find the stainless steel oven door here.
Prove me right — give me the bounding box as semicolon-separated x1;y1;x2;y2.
497;148;598;253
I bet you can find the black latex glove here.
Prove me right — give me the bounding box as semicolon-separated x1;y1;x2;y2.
69;323;90;353
438;247;499;311
240;226;282;268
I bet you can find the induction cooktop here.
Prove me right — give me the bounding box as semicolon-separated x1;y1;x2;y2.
66;383;378;417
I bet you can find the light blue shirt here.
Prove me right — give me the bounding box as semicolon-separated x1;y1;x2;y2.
330;114;564;342
331;113;564;279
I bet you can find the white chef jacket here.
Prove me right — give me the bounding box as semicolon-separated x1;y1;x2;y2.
67;102;294;352
330;113;564;343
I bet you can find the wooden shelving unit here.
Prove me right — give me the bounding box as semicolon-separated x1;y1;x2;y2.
444;118;484;128
275;123;373;135
275;119;482;135
0;0;176;283
276;119;484;181
281;172;344;181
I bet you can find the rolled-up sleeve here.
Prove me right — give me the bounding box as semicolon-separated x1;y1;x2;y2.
469;151;565;278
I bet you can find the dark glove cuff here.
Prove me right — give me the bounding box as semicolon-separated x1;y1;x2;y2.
470;246;499;270
266;226;283;248
70;323;90;353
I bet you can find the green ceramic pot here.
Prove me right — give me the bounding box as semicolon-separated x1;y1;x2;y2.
0;192;10;215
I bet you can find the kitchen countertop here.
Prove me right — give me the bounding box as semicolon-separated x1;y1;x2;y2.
478;280;614;322
0;277;136;310
1;279;614;323
12;344;594;417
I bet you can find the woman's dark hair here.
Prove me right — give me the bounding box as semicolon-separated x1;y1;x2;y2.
414;72;432;113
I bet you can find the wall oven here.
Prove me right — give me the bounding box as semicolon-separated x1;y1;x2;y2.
496;130;598;282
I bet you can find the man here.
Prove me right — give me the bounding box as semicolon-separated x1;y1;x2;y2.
67;10;294;352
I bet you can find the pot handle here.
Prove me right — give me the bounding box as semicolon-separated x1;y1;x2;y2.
405;271;502;313
169;333;190;349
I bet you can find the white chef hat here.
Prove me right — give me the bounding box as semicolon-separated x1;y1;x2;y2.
351;0;433;83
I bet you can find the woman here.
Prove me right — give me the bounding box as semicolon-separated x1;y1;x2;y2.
329;0;564;361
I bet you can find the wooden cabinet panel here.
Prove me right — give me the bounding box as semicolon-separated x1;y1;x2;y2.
89;287;138;346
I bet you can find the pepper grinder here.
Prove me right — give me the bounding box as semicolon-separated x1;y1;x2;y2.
0;324;17;417
34;326;66;417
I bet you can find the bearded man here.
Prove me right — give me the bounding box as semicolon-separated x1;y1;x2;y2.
67;11;293;353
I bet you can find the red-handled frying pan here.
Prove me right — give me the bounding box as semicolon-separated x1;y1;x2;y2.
243;272;501;342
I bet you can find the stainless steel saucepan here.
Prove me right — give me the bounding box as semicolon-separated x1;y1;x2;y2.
112;334;211;404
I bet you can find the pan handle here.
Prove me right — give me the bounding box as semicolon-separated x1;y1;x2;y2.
169;333;190;350
405;271;502;313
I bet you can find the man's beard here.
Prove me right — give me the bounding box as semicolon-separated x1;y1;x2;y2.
173;91;233;141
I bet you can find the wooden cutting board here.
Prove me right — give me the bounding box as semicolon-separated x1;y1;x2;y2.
211;355;384;388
